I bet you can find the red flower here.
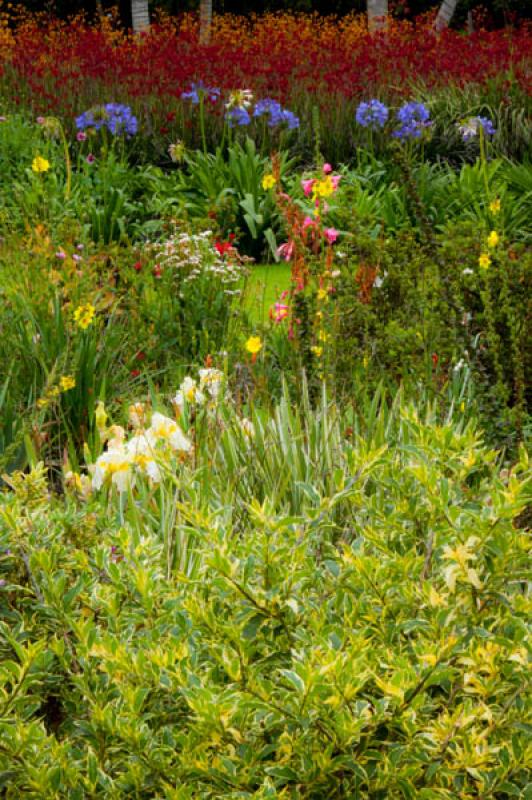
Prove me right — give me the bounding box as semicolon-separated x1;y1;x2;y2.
153;264;163;278
130;369;140;378
432;353;439;368
133;260;142;271
215;240;234;257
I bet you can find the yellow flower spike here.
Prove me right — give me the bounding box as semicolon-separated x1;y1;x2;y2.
487;230;499;249
262;174;276;190
95;401;108;433
245;336;262;355
32;155;50;173
59;375;76;392
489;198;501;215
478;253;491;270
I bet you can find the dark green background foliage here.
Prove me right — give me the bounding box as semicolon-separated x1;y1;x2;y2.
10;0;532;26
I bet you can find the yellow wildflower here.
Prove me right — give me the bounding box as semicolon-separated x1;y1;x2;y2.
489;198;501;215
317;288;328;301
262;174;276;190
32;155;50;173
311;346;323;358
487;230;499;249
245;336;262;355
318;329;330;342
73;303;96;330
312;176;334;199
60;375;76;392
478;253;491;270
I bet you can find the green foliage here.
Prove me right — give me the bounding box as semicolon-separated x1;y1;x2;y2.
175;138;295;257
0;390;530;797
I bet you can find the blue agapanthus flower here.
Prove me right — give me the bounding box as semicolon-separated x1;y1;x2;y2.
393;101;431;140
458;115;496;142
75;103;138;137
253;98;299;130
355;99;389;129
181;81;221;104
225;107;251;127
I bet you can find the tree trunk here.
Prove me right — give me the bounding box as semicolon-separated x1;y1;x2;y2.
367;0;388;33
199;0;213;45
131;0;150;33
434;0;459;32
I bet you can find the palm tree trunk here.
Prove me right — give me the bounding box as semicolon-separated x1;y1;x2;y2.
199;0;213;45
434;0;459;31
367;0;388;33
131;0;150;33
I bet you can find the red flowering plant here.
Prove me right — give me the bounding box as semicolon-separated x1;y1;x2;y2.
266;157;344;384
0;9;529;162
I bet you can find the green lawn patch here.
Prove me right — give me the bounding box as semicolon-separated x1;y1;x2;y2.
244;262;291;324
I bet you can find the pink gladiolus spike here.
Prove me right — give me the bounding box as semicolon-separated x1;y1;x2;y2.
331;175;342;190
301;179;315;197
324;228;338;244
302;216;314;229
323;163;332;174
270;302;289;323
277;241;294;262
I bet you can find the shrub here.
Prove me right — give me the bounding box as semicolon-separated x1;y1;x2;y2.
0;388;530;797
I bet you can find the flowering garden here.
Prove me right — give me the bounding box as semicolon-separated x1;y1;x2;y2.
0;5;531;798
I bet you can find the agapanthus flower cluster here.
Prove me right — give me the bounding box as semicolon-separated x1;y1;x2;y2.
355;99;389;129
458;116;496;142
393;101;431;140
75;103;138;136
181;81;221;104
253;98;299;130
225;107;251;127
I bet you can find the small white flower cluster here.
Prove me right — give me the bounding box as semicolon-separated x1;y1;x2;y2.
90;409;191;493
148;230;248;291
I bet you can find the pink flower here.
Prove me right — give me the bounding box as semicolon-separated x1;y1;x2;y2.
55;250;66;259
301;178;315;197
36;116;45;125
331;175;342;190
324;228;338;244
302;216;314;229
270;302;289;323
76;131;87;142
86;153;95;164
277;241;294;262
72;254;83;262
322;163;332;174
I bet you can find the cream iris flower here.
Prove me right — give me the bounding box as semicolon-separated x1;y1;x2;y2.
149;412;191;452
174;377;205;412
